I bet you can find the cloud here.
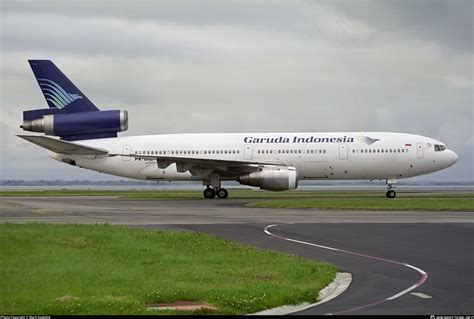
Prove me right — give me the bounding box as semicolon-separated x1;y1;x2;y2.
0;0;472;181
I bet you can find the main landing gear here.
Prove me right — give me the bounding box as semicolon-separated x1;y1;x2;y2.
386;179;397;198
203;186;228;199
203;173;228;199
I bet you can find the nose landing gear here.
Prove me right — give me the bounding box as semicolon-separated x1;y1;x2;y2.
386;190;396;198
386;179;397;198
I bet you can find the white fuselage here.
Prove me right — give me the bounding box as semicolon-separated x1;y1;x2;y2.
48;132;458;184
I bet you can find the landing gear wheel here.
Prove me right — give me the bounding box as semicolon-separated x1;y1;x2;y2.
216;188;228;199
203;187;215;199
386;190;396;198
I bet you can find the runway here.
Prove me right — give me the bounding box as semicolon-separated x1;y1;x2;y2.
1;196;473;314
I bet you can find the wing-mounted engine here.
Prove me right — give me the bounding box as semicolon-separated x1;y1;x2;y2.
21;109;128;141
239;166;298;191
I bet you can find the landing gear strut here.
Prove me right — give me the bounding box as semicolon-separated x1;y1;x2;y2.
386;179;397;198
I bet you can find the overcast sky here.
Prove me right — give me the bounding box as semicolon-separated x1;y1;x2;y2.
0;0;472;182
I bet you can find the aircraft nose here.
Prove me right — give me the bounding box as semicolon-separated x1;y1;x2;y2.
447;150;458;166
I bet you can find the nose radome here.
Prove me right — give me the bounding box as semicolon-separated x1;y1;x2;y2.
449;150;458;166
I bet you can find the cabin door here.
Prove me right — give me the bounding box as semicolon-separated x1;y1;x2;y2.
339;143;348;159
417;143;424;159
244;144;253;160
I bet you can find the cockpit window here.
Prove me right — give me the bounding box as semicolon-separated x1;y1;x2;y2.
434;144;447;152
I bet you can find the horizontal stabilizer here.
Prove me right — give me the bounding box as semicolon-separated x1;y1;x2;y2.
17;135;108;155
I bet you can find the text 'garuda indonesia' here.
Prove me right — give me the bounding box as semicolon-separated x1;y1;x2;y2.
243;136;355;144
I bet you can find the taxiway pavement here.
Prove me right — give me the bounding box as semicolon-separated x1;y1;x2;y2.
1;196;472;314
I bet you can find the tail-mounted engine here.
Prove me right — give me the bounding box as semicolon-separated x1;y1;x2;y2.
21;109;128;141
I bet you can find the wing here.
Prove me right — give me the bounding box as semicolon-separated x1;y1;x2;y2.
17;135;108;155
113;152;287;177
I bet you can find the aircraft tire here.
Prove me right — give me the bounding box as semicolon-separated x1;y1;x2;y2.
203;187;215;199
217;188;228;199
386;190;396;198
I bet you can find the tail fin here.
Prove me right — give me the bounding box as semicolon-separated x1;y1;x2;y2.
28;60;99;112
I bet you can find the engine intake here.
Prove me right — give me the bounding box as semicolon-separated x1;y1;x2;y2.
239;166;298;191
21;110;128;140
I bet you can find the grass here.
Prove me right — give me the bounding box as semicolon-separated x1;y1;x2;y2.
252;197;474;211
0;223;336;315
1;189;472;211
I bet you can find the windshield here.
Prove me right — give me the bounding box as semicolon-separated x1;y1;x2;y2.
434;144;447;152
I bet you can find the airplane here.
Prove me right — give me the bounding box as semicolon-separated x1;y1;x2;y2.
18;60;458;199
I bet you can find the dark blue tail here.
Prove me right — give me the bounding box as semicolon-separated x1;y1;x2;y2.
28;60;99;112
